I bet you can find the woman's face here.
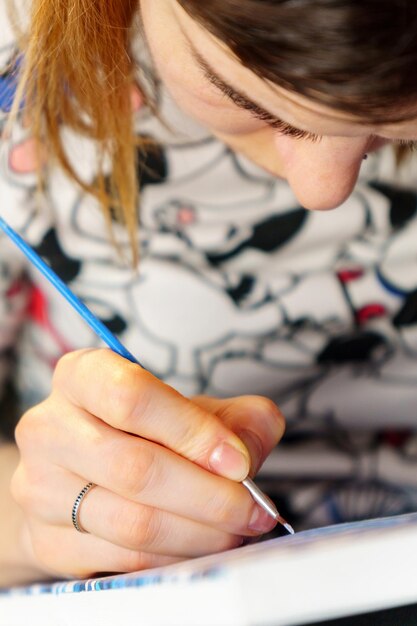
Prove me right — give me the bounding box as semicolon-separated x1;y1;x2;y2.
140;0;417;210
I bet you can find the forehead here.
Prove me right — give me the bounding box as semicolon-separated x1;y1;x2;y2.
173;0;417;140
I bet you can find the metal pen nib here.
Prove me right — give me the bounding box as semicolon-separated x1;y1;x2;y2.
242;477;295;535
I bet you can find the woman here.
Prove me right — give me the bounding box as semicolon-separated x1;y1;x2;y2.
1;0;417;585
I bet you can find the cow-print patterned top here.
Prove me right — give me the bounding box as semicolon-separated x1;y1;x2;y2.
1;6;417;531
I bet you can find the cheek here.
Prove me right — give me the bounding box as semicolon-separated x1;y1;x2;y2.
272;133;294;167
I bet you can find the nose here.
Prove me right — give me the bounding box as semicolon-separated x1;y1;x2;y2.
274;134;370;211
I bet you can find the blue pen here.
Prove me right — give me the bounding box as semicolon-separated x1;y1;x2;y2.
0;217;139;366
0;215;294;535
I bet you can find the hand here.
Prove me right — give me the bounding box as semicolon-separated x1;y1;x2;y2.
11;349;285;580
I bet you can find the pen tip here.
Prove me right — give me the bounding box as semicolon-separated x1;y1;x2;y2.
276;514;295;535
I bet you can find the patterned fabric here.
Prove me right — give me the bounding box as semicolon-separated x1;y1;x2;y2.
1;4;417;530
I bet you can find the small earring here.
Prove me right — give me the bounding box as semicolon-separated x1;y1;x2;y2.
363;154;368;160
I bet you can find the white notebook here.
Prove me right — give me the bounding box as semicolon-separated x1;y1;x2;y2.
2;512;417;626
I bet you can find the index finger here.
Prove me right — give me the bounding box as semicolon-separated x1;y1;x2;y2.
53;349;251;481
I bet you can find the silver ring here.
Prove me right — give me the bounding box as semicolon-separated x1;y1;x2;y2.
71;482;96;533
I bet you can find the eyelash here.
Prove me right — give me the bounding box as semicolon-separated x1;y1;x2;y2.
230;91;417;151
217;81;322;141
393;138;417;150
259;114;322;142
202;67;417;149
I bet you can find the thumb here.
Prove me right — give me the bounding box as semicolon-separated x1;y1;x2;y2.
191;395;285;476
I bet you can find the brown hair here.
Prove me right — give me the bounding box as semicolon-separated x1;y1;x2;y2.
179;1;417;123
11;0;417;261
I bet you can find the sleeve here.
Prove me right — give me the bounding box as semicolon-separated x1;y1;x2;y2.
0;5;33;437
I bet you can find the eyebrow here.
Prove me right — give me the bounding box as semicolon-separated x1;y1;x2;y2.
187;43;320;140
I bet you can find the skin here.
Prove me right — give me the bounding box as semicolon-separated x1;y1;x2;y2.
141;0;417;210
3;0;417;583
7;350;284;581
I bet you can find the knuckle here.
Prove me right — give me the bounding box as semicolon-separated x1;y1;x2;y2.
251;396;286;441
171;399;214;460
136;508;164;551
14;404;48;451
114;505;162;551
52;348;98;388
254;395;282;418
106;366;139;424
106;364;152;430
10;464;46;515
204;490;237;528
120;510;148;549
119;549;171;573
10;464;29;508
13;416;28;450
53;350;82;384
120;550;152;573
108;442;157;499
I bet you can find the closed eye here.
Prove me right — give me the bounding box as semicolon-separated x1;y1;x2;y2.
189;44;417;150
215;80;321;142
189;46;321;142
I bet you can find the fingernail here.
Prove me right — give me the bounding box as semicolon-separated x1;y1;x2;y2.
237;429;264;475
248;505;277;534
209;441;250;481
